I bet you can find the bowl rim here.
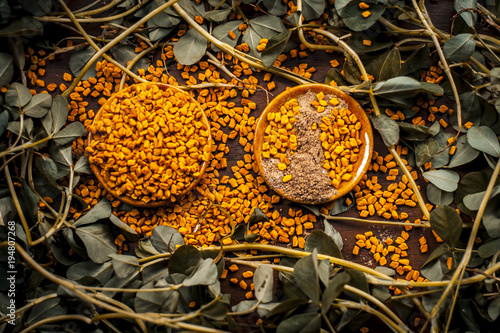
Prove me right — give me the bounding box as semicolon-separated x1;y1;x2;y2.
253;83;374;205
87;82;212;208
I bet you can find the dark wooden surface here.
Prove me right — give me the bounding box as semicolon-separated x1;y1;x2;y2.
17;0;486;331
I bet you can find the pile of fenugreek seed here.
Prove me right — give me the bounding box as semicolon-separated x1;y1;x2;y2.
86;83;211;204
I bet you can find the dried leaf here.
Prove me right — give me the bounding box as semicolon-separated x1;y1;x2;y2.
254;265;274;303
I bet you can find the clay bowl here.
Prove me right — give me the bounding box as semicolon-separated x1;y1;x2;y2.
87;82;212;208
254;84;373;205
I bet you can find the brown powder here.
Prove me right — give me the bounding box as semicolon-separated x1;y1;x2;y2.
261;91;350;203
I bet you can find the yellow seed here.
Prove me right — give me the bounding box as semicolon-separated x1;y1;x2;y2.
282;174;292;182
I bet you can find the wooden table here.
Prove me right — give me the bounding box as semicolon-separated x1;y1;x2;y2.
12;0;488;331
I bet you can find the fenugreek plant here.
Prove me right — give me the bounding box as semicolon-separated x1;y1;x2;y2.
1;0;500;332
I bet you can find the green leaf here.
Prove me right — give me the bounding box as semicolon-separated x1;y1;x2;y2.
22;93;52;118
342;54;362;84
423;169;460;192
73;199;112;227
262;0;287;15
415;138;439;167
488;298;500;321
340;1;386;32
321;272;350;314
478;238;500;258
378;48;401;81
324;221;344;251
254;265;274;303
110;44;149;73
42;95;69;135
0;0;10;25
302;0;325;21
293;251;319;302
135;238;160;258
467;126;500;157
0;52;14;86
204;8;231;22
262;29;292;68
200;299;228;320
52;122;87;145
398;122;430;141
455;0;477;27
183;258;218;286
168;245;202;275
150;225;185;253
448;134;480;168
69;46;98;81
48;142;72;167
483;192;500;238
74;155;92;174
243;15;285;58
0;17;43;37
76;223;117;264
399;44;430;76
276;313;321;333
248;207;269;225
173;27;208;66
109;253;140;279
345;269;369;301
421;243;451;278
6;82;32;108
305;230;343;259
265;298;309;323
18;0;51;16
35;155;59;184
430;205;463;248
427;183;454;206
329;191;354;216
149;0;181;28
134;281;177;313
109;214;139;241
212;20;242;52
370;114;399;146
491;67;500;85
373;76;421;96
0;110;8;136
324;68;348;86
443;33;476;62
66;261;113;284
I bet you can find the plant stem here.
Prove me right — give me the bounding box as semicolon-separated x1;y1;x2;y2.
428;157;500;332
56;0;148;97
172;3;311;85
3;158;32;245
388;146;430;221
37;0;151;23
411;0;463;136
20;315;92;333
322;214;430;228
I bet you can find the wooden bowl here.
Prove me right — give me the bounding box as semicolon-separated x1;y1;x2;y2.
253;84;373;205
87;82;212;208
